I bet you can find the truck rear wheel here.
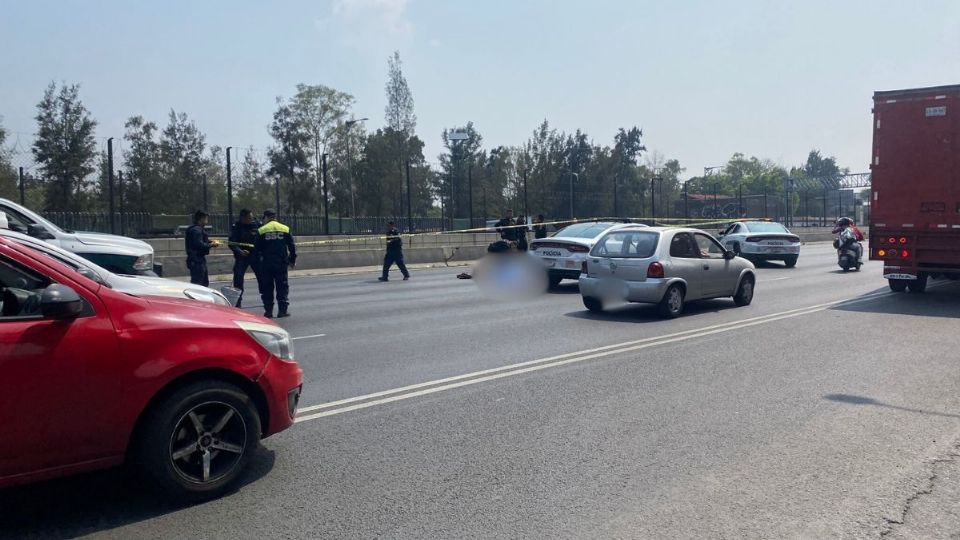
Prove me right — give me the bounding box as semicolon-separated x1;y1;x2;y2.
907;274;928;293
888;279;908;292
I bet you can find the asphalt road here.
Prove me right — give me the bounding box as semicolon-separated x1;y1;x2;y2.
4;243;960;539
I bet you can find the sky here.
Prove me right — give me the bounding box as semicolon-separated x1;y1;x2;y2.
2;0;959;178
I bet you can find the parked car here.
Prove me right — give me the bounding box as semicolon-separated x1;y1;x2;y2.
0;200;160;275
0;235;302;500
717;220;801;267
579;226;756;318
530;221;640;287
0;228;236;306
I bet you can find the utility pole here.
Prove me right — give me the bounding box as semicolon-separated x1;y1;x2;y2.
523;169;529;219
107;138;115;234
405;160;413;233
226;147;233;223
569;172;579;219
322;153;329;235
18;167;25;205
738;183;743;218
614;173;619;217
275;177;281;217
650;178;656;222
118;171;125;235
202;173;208;210
683;181;689;223
468;163;474;228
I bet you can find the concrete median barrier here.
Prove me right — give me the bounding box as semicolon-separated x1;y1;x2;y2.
150;228;852;277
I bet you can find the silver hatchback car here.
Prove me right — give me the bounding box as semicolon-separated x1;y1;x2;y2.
579;227;757;318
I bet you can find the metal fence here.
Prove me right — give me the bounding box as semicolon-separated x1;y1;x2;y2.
38;212;460;238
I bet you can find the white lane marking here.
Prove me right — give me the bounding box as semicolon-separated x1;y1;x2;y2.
760;276;793;282
292;334;326;341
295;289;897;422
294;295;873;415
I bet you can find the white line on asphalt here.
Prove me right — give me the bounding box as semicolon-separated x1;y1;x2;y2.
292;334;326;341
760;276;794;283
294;289;899;423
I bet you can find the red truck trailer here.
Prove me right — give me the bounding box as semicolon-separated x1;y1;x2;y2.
869;84;960;293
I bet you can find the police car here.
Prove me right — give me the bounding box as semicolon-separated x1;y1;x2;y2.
717;220;801;267
529;221;642;287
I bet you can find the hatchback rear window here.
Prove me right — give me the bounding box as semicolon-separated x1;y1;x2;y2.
591;231;659;258
555;222;617;239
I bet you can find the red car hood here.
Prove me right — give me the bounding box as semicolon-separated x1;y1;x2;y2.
141;295;273;326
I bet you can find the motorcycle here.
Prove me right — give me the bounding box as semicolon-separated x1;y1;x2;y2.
833;232;862;272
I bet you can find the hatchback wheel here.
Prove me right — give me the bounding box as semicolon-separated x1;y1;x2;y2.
583;296;603;313
733;275;755;306
657;284;684;319
134;380;261;502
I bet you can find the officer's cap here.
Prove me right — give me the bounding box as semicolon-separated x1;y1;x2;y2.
262;209;277;219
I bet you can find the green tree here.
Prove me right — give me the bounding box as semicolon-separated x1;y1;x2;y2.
235;147;275;214
438;122;483;219
384;52;418;217
121;115;162;213
32;82;98;211
0;120;18;200
159;110;208;213
268;100;314;214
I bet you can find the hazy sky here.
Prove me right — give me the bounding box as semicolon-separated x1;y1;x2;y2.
3;0;958;177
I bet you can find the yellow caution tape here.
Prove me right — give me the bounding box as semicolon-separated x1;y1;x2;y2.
225;215;764;249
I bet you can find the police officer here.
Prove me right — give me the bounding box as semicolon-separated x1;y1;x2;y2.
379;221;410;282
228;208;261;308
255;210;296;318
533;214;548;239
185;210;220;287
496;210;517;243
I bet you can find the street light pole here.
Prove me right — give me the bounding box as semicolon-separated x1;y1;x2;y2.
322;153;329;234
344;118;369;223
569;172;579;219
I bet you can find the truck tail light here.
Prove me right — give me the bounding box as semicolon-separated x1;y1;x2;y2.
877;249;886;257
899;237;907;244
902;250;909;258
888;237;896;244
647;262;665;279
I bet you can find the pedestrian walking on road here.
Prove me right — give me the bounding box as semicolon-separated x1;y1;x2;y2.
379;221;410;282
255;209;296;318
228;208;261;308
534;214;548;239
185;210;220;287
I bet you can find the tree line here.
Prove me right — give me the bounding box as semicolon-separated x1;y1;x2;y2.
0;51;855;222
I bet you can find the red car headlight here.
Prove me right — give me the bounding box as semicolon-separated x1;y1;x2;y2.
234;320;295;361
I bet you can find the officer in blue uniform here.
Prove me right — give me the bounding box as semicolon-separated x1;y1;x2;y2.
255;210;296;318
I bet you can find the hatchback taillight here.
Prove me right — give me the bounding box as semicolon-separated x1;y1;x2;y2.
647;261;665;278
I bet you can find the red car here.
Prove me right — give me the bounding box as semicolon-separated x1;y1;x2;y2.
0;236;302;501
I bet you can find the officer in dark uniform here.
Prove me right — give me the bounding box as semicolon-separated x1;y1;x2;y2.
496;210;517;243
185;210;220;287
533;214;548;239
379;221;409;282
228;208;261;308
255;210;296;318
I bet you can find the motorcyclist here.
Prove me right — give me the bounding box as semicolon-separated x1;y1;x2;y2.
832;217;863;263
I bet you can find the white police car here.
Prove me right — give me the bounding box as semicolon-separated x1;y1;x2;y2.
717;220;801;267
529;221;641;287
